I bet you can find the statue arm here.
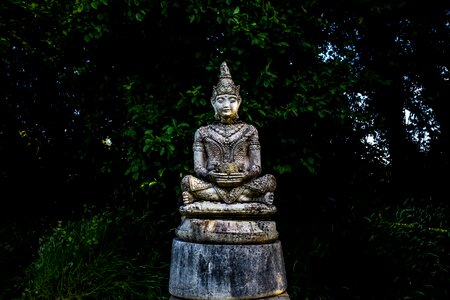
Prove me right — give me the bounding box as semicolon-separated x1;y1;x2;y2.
192;129;210;180
194;151;208;178
246;127;262;179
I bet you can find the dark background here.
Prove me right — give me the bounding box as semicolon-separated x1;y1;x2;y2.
1;1;449;299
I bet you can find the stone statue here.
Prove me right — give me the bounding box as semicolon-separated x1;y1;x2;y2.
169;62;289;299
181;62;276;205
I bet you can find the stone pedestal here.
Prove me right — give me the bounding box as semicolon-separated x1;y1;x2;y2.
176;218;279;244
169;292;290;300
168;201;290;299
169;239;288;299
176;202;279;244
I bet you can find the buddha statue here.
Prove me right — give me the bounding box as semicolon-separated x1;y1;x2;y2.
181;62;276;205
170;63;288;300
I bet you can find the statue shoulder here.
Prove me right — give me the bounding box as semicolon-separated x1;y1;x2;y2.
194;125;210;139
247;124;258;132
242;123;258;136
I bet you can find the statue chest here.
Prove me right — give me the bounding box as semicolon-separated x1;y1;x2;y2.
203;129;249;163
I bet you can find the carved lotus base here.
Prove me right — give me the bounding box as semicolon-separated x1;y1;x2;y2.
176;218;279;244
177;201;278;244
179;201;277;218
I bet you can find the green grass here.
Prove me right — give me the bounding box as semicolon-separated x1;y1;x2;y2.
2;197;449;299
22;207;172;299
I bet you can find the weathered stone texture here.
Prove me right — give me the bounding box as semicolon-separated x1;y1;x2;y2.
179;201;277;218
168;62;290;299
170;291;290;299
176;218;278;244
169;239;288;299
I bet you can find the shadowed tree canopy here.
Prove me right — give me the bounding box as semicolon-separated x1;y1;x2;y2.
0;0;448;218
1;1;449;299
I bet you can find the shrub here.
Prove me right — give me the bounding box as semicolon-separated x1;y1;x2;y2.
23;207;171;299
367;198;450;299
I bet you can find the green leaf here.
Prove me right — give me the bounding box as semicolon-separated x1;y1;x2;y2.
274;164;292;174
135;12;144;22
166;126;174;135
168;144;175;153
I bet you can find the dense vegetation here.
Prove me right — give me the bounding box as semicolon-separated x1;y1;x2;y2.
1;0;448;299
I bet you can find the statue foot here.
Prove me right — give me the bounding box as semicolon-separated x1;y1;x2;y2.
259;192;274;205
182;191;195;205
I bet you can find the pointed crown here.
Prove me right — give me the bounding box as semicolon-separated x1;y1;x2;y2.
211;62;241;102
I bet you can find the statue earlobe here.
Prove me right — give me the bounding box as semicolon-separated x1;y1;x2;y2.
236;86;241;103
211;87;218;103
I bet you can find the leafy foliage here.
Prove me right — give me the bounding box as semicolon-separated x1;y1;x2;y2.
0;0;448;298
2;0;447;208
366;199;450;299
23;206;172;299
281;196;450;299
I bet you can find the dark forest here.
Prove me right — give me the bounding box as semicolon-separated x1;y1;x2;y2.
1;1;449;299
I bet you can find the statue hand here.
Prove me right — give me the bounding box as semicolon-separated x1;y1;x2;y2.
242;171;256;181
232;172;246;182
207;171;219;182
208;172;240;181
227;172;245;183
211;172;246;187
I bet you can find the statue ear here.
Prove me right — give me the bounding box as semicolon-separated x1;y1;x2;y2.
211;87;217;103
236;86;242;104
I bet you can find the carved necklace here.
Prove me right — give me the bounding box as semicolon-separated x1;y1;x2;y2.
211;122;244;138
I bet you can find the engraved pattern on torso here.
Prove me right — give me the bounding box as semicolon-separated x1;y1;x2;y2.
199;124;255;171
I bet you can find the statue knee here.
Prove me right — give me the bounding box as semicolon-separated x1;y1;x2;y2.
181;175;192;191
264;174;277;192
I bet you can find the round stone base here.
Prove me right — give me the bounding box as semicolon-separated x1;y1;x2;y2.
176;218;279;244
169;291;290;299
169;239;288;300
179;201;277;218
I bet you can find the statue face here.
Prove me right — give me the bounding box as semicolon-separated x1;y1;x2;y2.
212;94;240;122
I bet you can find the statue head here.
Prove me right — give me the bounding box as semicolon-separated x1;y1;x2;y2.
211;62;241;122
